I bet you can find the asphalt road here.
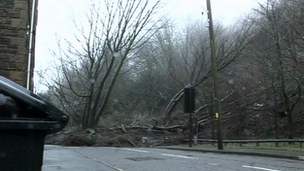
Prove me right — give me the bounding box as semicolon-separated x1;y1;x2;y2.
42;145;304;171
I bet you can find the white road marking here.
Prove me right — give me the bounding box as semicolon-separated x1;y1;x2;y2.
298;156;304;160
207;163;220;166
73;150;125;171
45;145;61;148
90;157;125;171
161;153;196;159
242;165;281;171
123;148;149;153
43;165;61;167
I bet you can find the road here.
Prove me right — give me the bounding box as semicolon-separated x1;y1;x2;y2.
43;145;304;171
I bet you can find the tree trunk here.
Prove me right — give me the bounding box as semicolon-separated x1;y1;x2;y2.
274;110;279;147
211;118;215;139
288;110;293;139
163;87;187;124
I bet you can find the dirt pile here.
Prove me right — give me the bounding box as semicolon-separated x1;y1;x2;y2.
45;126;185;147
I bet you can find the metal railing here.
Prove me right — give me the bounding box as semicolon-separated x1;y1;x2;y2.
183;139;304;148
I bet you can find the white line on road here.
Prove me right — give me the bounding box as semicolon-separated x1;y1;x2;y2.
298;156;304;160
161;153;196;159
91;157;125;171
123;148;149;153
207;163;220;166
243;165;281;171
73;150;125;171
43;165;61;167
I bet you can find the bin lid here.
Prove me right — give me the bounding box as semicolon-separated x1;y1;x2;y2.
0;76;68;133
0;77;46;111
0;119;58;130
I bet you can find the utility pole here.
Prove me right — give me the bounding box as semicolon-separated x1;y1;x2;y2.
206;0;223;150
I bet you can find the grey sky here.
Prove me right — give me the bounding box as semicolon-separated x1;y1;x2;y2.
167;0;263;24
34;0;265;92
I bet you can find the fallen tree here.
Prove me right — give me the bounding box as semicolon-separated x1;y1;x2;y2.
162;20;257;124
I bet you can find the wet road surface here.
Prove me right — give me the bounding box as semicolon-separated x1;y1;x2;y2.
43;145;304;171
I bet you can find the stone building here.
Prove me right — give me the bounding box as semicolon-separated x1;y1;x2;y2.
0;0;38;89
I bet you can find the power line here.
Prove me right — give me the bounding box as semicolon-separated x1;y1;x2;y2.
192;0;208;13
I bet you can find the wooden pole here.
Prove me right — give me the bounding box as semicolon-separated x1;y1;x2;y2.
206;0;223;150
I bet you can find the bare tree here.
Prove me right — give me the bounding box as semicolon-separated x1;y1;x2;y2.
248;0;303;139
41;0;167;129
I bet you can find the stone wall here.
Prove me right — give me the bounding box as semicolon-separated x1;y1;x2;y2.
0;0;37;88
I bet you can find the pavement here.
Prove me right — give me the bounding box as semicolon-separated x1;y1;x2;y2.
159;145;304;161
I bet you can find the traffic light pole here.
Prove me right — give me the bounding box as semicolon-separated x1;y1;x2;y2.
206;0;223;150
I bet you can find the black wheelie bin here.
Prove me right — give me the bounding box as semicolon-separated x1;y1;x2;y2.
0;76;69;171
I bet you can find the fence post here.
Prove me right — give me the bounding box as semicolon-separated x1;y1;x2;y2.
256;142;259;147
275;142;279;147
300;142;302;148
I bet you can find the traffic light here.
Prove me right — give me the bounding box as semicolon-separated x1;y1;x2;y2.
184;87;195;113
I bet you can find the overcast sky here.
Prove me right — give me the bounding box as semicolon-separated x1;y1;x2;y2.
34;0;265;92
